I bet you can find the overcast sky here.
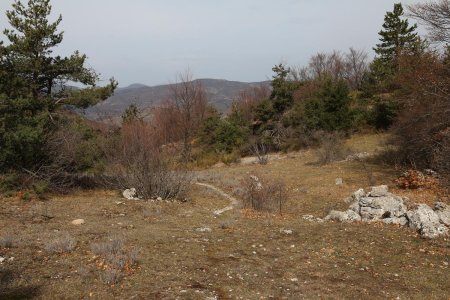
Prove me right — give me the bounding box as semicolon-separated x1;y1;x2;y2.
0;0;420;87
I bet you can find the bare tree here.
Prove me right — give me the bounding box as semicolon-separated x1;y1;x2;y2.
344;48;369;90
408;0;450;44
167;70;208;161
232;85;271;124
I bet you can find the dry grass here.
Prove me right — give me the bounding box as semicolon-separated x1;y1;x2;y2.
0;133;448;299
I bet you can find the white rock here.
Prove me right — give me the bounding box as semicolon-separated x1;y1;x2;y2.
0;257;5;263
122;188;140;200
434;202;450;226
196;227;212;233
335;178;343;186
407;204;449;239
156;197;163;201
368;185;389;197
382;217;408;226
281;229;293;235
325;210;361;222
352;189;366;202
71;219;85;225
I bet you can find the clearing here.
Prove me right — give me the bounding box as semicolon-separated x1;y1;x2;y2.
0;134;449;299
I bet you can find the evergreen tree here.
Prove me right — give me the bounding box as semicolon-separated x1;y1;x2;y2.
270;64;300;115
373;3;420;71
0;0;116;171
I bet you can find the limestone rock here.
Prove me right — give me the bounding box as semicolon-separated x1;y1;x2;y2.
382;217;408;226
71;219;85;225
407;204;448;239
434;202;450;226
368;185;389;197
359;194;407;221
123;188;139;200
325;210;361;223
352;189;366;202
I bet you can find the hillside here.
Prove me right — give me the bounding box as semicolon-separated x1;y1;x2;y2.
1;133;449;299
83;79;270;119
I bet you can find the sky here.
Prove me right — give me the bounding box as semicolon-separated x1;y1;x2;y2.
0;0;420;87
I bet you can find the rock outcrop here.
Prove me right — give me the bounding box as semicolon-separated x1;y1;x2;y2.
325;185;449;239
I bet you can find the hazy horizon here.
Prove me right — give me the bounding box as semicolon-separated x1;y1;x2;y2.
0;0;419;87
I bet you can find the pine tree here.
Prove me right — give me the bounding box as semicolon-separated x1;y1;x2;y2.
374;3;419;70
0;0;117;171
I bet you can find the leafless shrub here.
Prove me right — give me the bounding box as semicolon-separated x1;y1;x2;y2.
241;174;287;213
91;237;124;257
106;121;191;200
91;237;139;285
0;234;14;248
252;143;269;165
314;131;350;165
102;268;123;285
45;233;76;254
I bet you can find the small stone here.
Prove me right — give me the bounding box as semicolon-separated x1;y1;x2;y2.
157;197;163;201
196;227;212;233
0;257;5;263
71;219;85;225
281;229;293;235
335;178;343;186
123;188;139;200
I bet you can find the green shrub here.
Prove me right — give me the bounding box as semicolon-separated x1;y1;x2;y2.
0;173;20;193
32;180;50;199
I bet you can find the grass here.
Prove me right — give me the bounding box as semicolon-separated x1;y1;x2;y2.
0;133;448;299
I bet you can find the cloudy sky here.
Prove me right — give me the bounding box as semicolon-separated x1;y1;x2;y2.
0;0;420;87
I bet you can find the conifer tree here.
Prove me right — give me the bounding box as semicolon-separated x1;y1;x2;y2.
0;0;116;171
374;3;420;70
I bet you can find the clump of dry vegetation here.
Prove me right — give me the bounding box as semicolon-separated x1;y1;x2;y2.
45;233;76;254
90;236;139;285
106;121;192;200
241;173;287;213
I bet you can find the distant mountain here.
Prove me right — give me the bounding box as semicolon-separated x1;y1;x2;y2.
82;79;270;120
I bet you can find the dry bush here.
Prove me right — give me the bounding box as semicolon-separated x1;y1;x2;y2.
252;143;269;165
102;268;123;285
390;51;450;187
45;233;76;254
394;169;439;189
314;131;350;165
91;237;139;285
241;174;287;213
106;120;191;200
0;234;14;248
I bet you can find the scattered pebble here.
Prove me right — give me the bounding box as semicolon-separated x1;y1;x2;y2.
196;227;212;233
281;229;293;235
71;219;85;225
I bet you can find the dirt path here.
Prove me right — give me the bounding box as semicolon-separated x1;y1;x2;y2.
195;182;239;215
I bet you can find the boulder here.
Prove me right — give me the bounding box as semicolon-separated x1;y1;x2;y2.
123;188;139;200
359;194;407;221
407;204;449;239
352;189;366;202
368;185;389;197
434;202;450;226
382;217;408;226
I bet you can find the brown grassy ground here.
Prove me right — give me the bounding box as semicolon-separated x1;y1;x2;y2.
0;133;449;299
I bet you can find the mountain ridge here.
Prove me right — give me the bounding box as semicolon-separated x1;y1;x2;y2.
83;78;271;119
